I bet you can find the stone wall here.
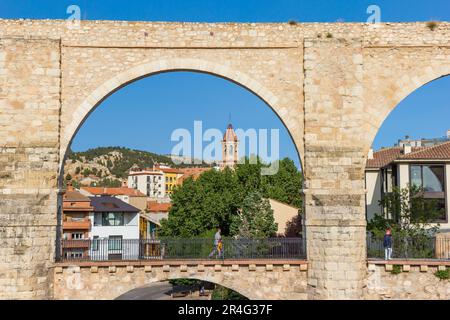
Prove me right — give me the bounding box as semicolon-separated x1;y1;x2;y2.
365;262;450;299
53;261;308;300
0;37;60;299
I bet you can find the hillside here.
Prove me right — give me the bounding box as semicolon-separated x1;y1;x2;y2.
64;146;212;187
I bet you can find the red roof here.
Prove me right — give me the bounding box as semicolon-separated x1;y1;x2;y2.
398;141;450;160
366;147;403;169
147;201;172;212
155;167;182;174
367;142;450;169
81;187;146;197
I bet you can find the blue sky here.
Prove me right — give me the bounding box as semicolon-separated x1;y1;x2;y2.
2;1;450;168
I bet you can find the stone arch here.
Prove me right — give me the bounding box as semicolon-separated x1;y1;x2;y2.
114;276;252;300
59;58;303;176
364;62;450;161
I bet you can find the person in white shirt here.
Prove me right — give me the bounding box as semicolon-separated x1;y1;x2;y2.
208;227;223;259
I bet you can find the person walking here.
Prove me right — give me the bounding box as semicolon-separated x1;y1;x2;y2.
208;227;222;259
383;228;393;260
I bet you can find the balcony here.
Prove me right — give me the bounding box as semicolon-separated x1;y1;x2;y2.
63;217;91;230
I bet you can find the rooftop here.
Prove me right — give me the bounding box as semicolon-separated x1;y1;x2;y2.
82;186;146;197
367;141;450;169
89;196;140;213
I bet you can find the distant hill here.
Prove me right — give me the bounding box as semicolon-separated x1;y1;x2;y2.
64;146;213;187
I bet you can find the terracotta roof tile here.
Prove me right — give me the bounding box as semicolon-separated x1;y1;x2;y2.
367;143;450;169
366;147;403;169
398;141;450;160
82;187;146;197
147;201;171;212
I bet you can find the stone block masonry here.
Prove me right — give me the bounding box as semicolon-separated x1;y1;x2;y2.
1;19;450;299
53;261;309;300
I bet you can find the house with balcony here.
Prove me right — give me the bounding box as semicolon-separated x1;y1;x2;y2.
62;184;93;259
365;141;450;231
89;195;140;260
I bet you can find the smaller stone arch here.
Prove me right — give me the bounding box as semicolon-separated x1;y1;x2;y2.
114;277;251;300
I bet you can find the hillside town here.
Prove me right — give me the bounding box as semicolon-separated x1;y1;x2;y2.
61;123;301;260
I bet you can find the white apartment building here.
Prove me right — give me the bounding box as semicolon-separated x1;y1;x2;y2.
88;195;141;260
128;169;165;198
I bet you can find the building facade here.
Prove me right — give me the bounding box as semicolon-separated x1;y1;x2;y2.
153;165;183;195
61;184;93;259
365;141;450;231
128;169;165;198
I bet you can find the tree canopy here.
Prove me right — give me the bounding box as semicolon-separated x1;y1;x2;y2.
159;157;302;237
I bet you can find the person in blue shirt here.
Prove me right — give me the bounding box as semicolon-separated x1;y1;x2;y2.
383;228;393;260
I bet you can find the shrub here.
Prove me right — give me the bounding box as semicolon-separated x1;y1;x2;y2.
426;21;438;31
288;20;298;25
326;32;333;38
434;268;450;280
391;265;402;275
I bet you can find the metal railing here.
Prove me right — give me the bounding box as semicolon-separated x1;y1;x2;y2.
59;237;306;262
367;234;450;260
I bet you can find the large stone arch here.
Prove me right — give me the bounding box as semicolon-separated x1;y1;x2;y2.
59;57;304;172
362;47;450;158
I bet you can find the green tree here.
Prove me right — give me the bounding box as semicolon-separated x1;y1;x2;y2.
82;168;91;177
65;173;72;181
159;168;241;237
159;157;302;238
75;167;81;175
230;191;278;238
367;185;441;238
367;185;442;258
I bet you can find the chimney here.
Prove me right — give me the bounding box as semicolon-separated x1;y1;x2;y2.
368;148;374;160
67;182;74;191
403;144;412;154
122;180;128;188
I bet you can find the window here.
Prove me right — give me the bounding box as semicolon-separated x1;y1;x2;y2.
94;213;102;226
92;236;99;251
71;232;83;240
108;236;122;251
410;165;444;192
409;164;446;222
64;250;83;259
102;212;124;226
165;177;168;182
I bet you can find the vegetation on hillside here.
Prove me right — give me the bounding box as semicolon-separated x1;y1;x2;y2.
66;146;176;179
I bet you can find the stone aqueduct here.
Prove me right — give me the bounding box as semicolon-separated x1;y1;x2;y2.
1;19;450;300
